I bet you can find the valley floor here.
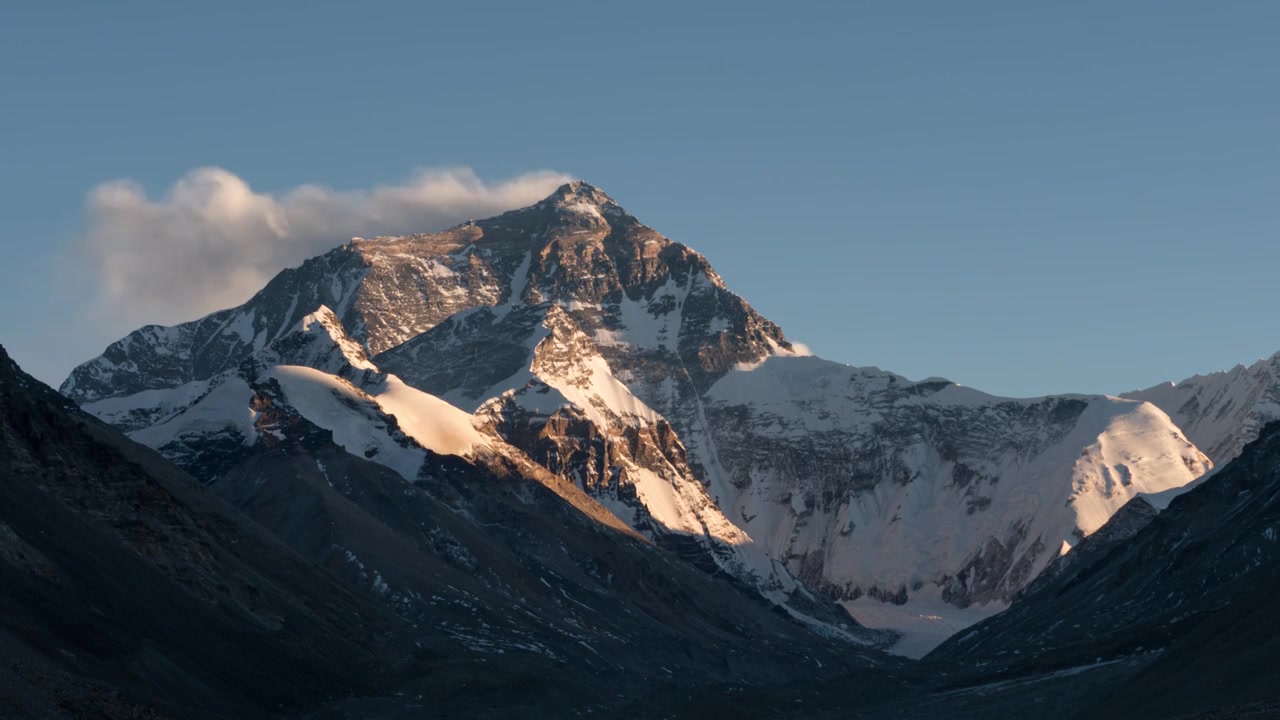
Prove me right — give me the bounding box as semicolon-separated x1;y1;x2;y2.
843;590;1007;659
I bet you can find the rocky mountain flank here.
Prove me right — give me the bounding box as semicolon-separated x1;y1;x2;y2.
920;420;1280;719
0;343;407;718
64;182;1210;636
1124;352;1280;466
6;335;899;718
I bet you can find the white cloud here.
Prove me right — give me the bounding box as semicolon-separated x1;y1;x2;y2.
81;166;573;324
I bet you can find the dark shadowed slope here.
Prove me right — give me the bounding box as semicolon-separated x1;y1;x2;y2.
196;366;904;718
3;341;905;718
643;422;1280;719
0;344;409;718
920;420;1280;719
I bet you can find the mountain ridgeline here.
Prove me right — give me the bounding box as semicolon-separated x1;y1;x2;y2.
2;343;889;718
64;182;1212;639
36;181;1280;716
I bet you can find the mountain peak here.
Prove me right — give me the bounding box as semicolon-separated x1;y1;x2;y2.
538;181;623;217
267;304;377;373
0;343;19;384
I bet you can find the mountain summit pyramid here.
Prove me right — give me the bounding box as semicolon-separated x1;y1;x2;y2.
63;182;1211;654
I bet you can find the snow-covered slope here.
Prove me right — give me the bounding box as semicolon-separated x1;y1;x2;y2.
72;289;871;640
1123;351;1280;465
81;308;490;484
692;355;1208;643
64;181;1213;652
264;306;378;373
368;298;856;636
926;419;1280;720
445;304;832;630
264;366;429;480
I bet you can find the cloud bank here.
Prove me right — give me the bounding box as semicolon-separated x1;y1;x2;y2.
82;167;573;324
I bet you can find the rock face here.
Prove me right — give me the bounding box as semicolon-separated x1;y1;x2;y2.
62;183;785;403
63;181;1210;636
692;359;1208;610
924;420;1280;720
72;293;863;639
3;340;901;718
1017;494;1160;595
0;343;408;718
1123;351;1280;465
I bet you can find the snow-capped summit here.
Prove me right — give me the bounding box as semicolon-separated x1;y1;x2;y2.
538;180;622;214
1123;351;1280;465
61;183;1213;653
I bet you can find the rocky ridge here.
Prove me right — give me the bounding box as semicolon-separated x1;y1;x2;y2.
1124;351;1280;465
63;182;1211;646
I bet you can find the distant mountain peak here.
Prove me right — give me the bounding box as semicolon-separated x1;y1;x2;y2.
537;180;624;218
545;179;610;202
1124;350;1280;464
61;183;1215;655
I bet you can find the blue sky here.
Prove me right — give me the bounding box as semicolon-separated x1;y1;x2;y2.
2;1;1277;396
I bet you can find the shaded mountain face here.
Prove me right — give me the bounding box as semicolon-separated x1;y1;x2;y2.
72;301;870;640
923;420;1280;720
2;341;900;718
1124;352;1280;465
63;182;1209;648
674;422;1280;720
208;377;899;699
0;343;409;718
